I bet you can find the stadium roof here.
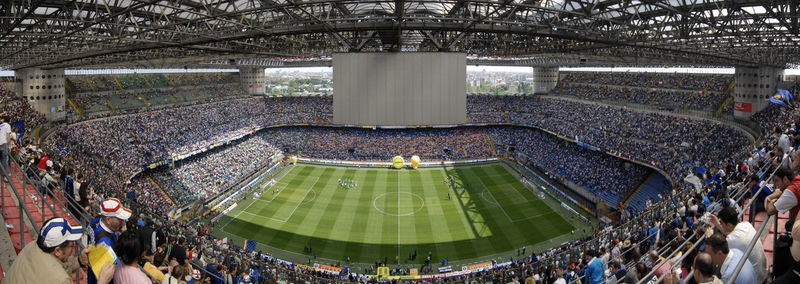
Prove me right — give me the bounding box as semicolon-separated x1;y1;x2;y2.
1;0;799;70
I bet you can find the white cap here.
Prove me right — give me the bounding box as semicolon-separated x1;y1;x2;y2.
192;269;201;280
100;198;132;220
41;218;83;248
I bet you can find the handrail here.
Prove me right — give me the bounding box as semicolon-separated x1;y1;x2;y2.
15;159;91;227
633;154;780;284
654;235;707;283
0;165;41;240
566;194;689;284
737;155;782;219
638;229;702;284
683;267;695;282
729;214;775;282
8;159;92;284
190;261;225;282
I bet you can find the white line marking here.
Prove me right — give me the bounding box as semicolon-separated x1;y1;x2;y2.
473;176;515;223
225;166;295;226
299;189;317;206
237;211;293;223
277;176;319;222
480;189;501;207
509;211;558;222
372;192;425;216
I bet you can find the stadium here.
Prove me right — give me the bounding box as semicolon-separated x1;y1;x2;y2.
0;1;798;284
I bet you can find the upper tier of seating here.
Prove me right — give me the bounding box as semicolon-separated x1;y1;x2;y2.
552;72;735;112
65;73;244;120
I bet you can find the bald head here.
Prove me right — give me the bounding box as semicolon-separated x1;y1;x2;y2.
694;253;715;281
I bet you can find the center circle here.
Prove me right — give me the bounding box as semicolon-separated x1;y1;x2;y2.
372;192;425;216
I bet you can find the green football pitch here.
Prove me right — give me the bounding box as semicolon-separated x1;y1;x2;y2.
213;162;594;266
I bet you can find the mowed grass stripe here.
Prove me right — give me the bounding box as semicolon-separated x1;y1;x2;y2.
398;171;418;245
310;168;357;259
425;168;479;260
265;166;334;257
408;169;444;262
472;166;541;248
326;168;364;259
457;166;517;254
343;169;379;262
380;171;400;260
482;164;574;243
361;170;388;246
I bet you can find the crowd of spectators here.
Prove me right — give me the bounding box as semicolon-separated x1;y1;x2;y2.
66;73;247;121
491;126;652;205
0;84;47;132
45;93;754;216
552;83;727;112
46;96;329;183
554;72;733;112
300;127;494;161
130;133;281;210
560;72;732;92
9;72;792;283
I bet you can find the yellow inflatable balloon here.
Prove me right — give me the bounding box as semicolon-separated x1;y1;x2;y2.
290;156;298;163
392;156;405;169
410;155;420;170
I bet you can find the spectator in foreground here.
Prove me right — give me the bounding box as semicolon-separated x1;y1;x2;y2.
113;230;151;283
89;198;132;284
708;206;767;283
663;252;722;284
585;249;604;284
707;231;755;284
4;217;114;284
774;220;800;283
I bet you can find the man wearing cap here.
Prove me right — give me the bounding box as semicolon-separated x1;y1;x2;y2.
88;198;131;284
4;217;114;284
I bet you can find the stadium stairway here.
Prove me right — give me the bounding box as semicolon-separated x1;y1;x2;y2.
8;161;81;250
623;172;670;213
147;176;177;206
5;162;87;283
0;175;34;254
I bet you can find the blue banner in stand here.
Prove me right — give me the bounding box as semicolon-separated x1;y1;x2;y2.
244;239;258;251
